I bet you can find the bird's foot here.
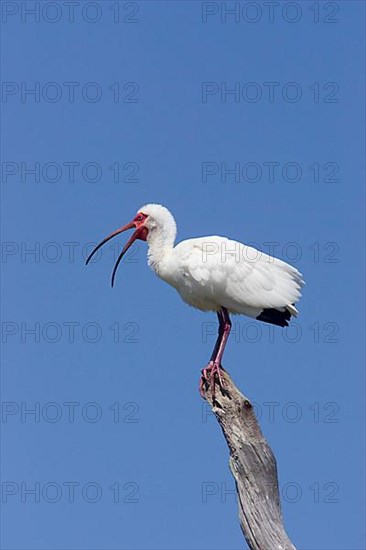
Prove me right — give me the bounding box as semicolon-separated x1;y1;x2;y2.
200;361;226;401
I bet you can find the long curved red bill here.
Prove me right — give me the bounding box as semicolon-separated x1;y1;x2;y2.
110;227;145;287
86;221;147;287
85;221;135;266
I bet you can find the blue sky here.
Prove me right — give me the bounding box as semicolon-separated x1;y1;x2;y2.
1;1;365;549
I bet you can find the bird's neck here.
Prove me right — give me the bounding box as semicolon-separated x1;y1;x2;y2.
146;229;175;275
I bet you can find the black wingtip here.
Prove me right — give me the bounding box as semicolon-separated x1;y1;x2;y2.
256;307;292;327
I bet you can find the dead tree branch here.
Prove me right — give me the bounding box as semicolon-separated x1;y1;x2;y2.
201;368;297;550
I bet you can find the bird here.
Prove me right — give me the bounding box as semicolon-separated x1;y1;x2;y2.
86;204;304;398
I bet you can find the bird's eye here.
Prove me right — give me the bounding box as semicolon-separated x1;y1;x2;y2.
136;214;143;221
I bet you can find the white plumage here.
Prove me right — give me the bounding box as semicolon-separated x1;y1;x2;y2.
86;203;304;396
140;204;303;321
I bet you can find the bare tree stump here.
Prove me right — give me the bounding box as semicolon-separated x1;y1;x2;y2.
201;368;297;550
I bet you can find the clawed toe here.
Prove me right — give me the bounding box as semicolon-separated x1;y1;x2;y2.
199;362;226;400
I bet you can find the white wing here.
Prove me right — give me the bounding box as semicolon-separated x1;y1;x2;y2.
169;236;304;313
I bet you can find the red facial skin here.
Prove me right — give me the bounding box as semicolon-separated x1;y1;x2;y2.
132;212;148;241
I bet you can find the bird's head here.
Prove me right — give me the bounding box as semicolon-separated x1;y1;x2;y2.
86;203;176;286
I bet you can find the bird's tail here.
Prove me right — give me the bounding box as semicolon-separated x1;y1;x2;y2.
286;303;298;317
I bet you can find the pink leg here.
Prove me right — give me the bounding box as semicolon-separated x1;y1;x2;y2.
199;310;224;396
200;308;232;400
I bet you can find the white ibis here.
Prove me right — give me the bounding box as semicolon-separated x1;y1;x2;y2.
86;204;304;397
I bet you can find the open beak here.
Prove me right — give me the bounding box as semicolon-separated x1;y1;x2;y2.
85;221;146;287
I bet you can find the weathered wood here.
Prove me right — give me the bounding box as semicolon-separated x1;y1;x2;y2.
201;368;297;550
